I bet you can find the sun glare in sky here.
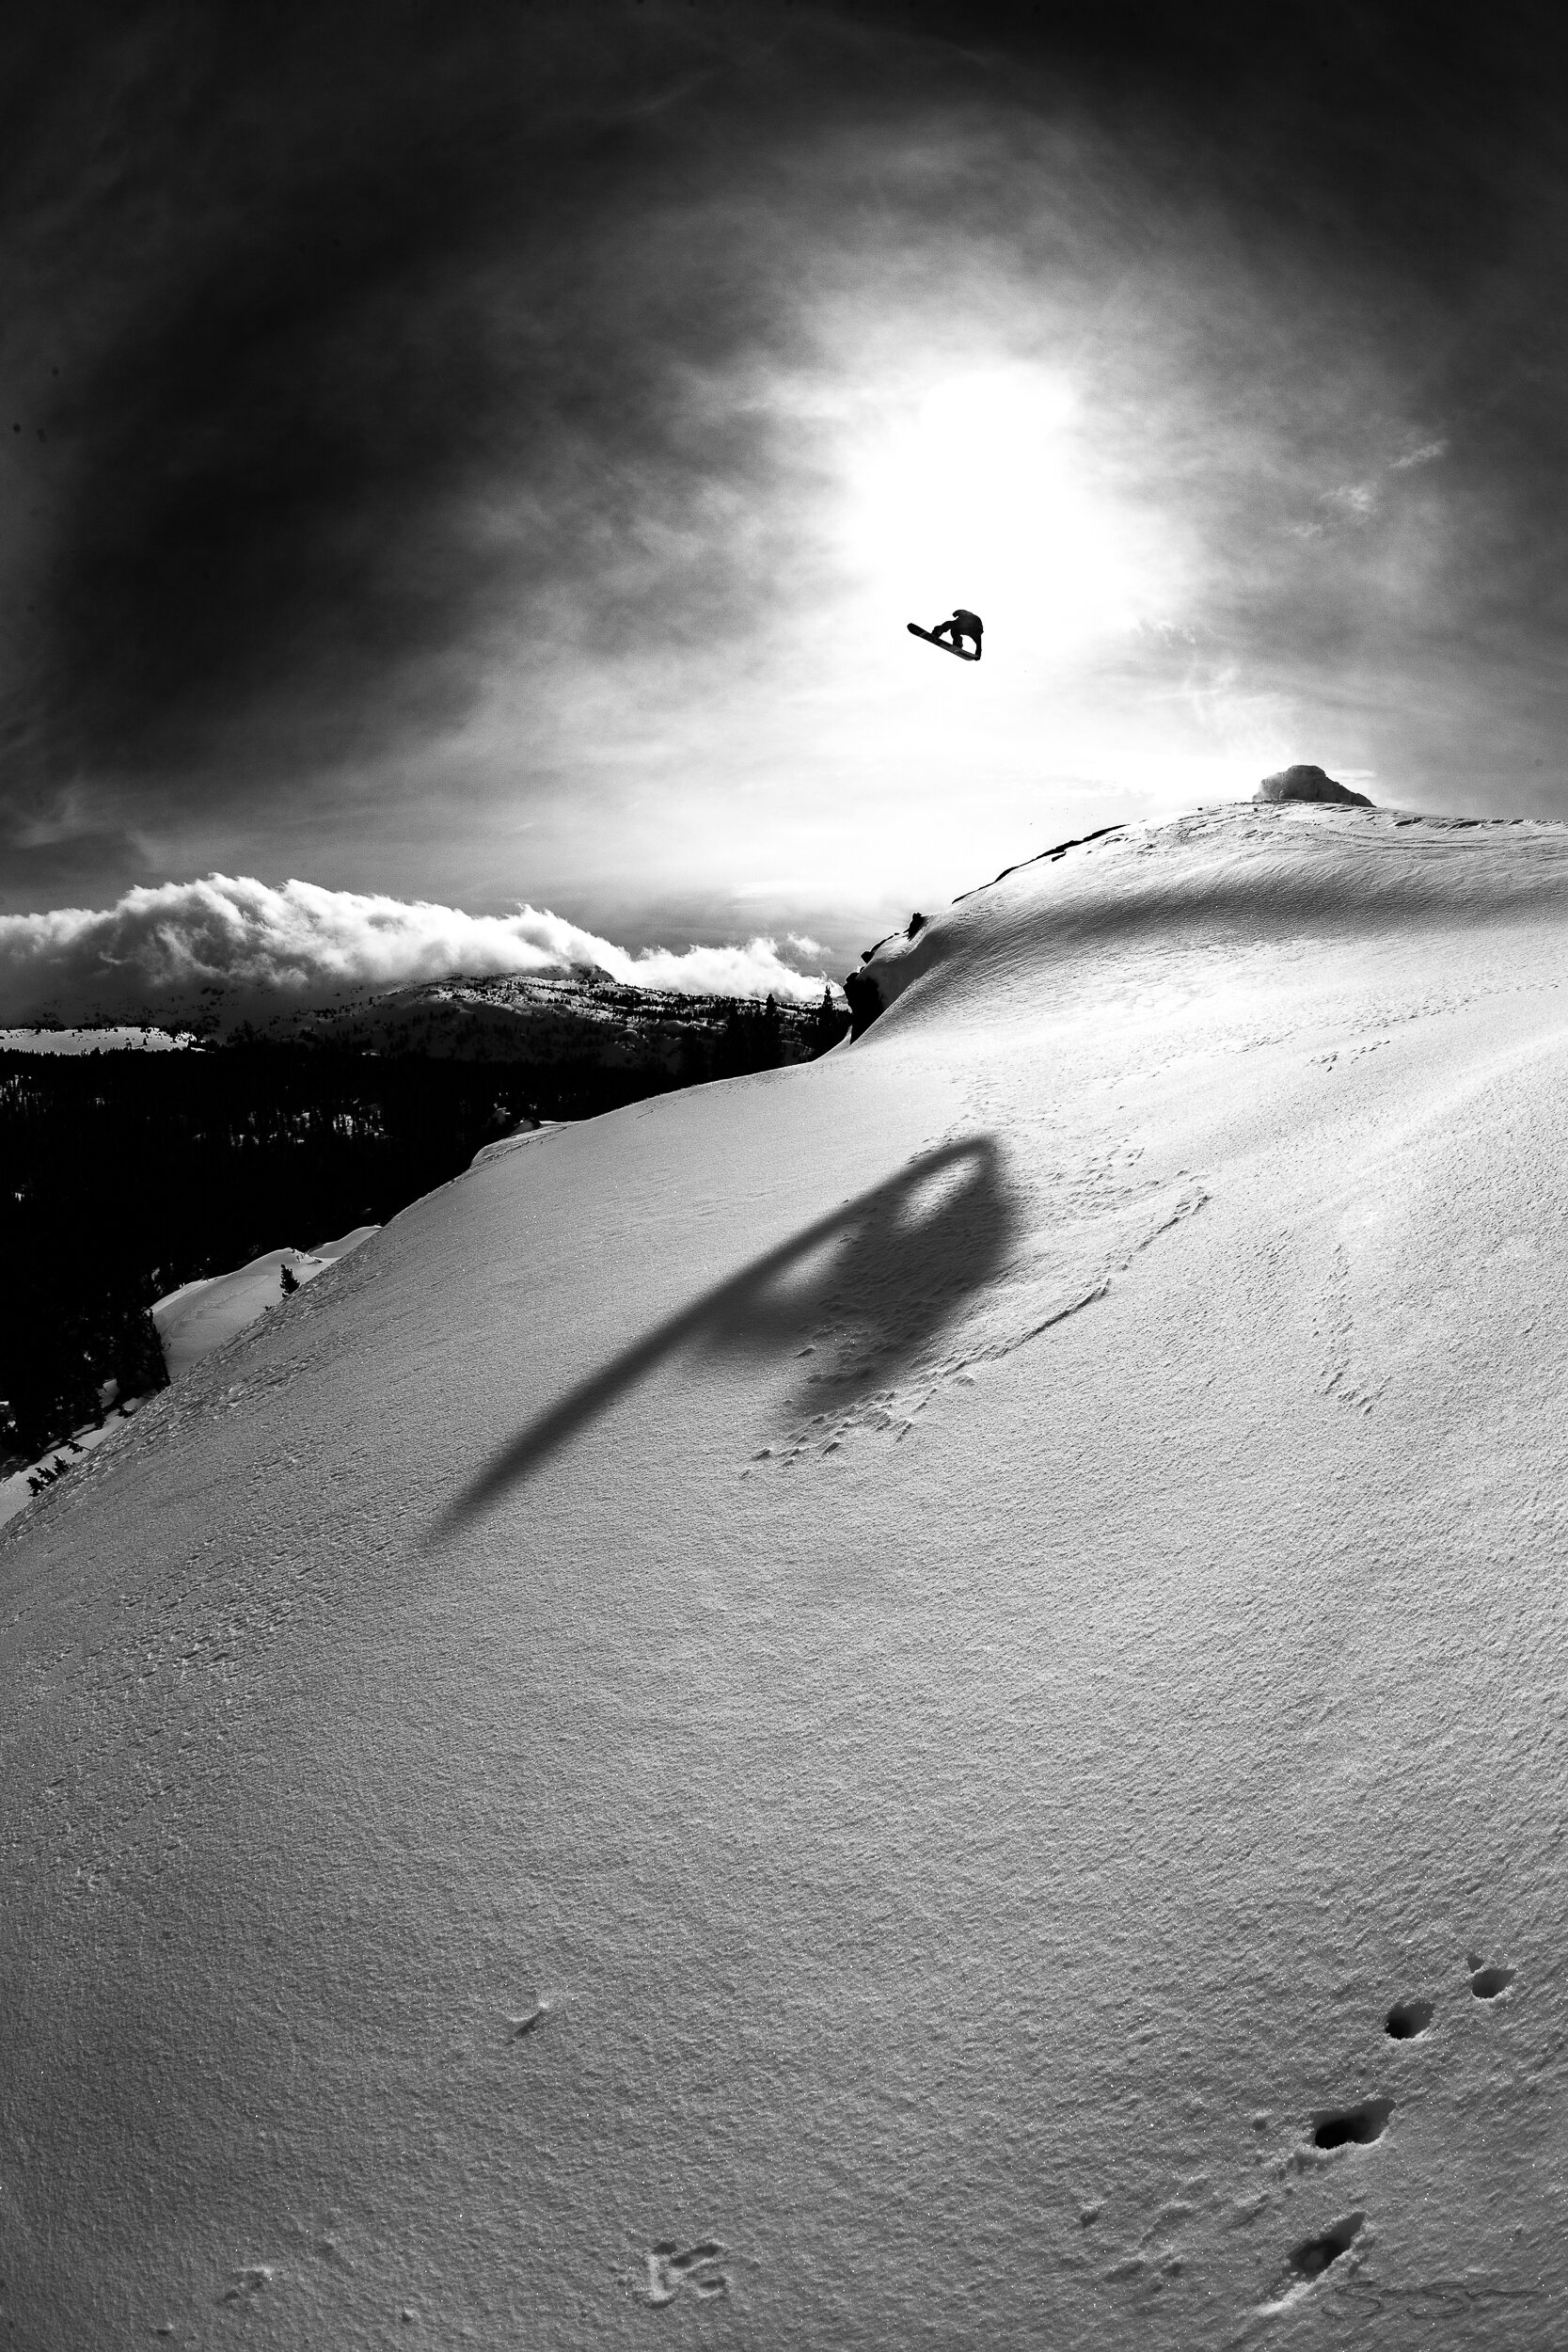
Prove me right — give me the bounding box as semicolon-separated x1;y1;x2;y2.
486;344;1286;941
9;0;1568;980
843;366;1165;660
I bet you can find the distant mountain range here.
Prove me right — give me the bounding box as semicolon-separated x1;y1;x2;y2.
240;969;849;1072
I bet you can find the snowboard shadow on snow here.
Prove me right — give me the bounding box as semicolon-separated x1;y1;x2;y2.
436;1134;1016;1534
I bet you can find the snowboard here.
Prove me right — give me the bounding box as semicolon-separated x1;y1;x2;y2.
908;623;979;660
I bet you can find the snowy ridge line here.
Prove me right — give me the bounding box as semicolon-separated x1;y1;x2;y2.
852;824;1127;972
848;803;1568;1036
972;809;1568;940
949;820;1128;903
469;1119;569;1171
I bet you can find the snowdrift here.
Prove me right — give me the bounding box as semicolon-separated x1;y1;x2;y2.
151;1228;380;1381
5;803;1568;2346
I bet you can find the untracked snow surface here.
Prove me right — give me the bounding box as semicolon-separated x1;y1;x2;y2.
151;1228;381;1381
5;803;1568;2345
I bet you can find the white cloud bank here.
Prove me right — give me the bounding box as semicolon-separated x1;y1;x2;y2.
0;874;835;1025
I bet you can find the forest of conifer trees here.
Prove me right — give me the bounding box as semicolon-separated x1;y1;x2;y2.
2;991;848;1469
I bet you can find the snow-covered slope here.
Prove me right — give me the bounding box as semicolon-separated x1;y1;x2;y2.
151;1227;380;1381
0;1234;383;1535
0;1026;196;1054
0;1393;155;1534
5;803;1568;2346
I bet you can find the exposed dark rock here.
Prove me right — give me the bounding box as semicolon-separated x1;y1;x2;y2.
1256;764;1372;806
843;966;884;1040
952;823;1126;903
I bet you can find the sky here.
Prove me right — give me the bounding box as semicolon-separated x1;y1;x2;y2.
4;0;1568;1013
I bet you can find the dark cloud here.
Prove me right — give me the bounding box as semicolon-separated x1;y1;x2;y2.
0;788;148;902
5;0;1568;925
2;6;782;786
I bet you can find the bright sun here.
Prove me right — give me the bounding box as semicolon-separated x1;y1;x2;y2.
841;366;1164;660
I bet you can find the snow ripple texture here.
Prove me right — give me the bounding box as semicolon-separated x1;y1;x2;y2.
5;803;1568;2348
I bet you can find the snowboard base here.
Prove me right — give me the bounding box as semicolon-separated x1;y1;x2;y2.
907;623;979;660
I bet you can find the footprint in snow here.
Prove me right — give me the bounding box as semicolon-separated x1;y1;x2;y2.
1278;2210;1368;2295
1385;1996;1434;2040
1307;2096;1393;2153
642;2240;727;2306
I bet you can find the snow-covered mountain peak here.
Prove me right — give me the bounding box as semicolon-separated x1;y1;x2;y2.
855;800;1568;1033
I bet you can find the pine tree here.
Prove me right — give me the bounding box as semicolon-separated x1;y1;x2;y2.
808;987;850;1058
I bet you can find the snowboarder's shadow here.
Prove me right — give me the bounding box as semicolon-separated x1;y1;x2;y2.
439;1135;1015;1533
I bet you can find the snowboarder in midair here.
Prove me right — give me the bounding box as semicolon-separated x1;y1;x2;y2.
931;608;983;659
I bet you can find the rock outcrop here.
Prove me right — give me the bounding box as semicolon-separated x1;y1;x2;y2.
843;965;885;1040
1255;763;1372;807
